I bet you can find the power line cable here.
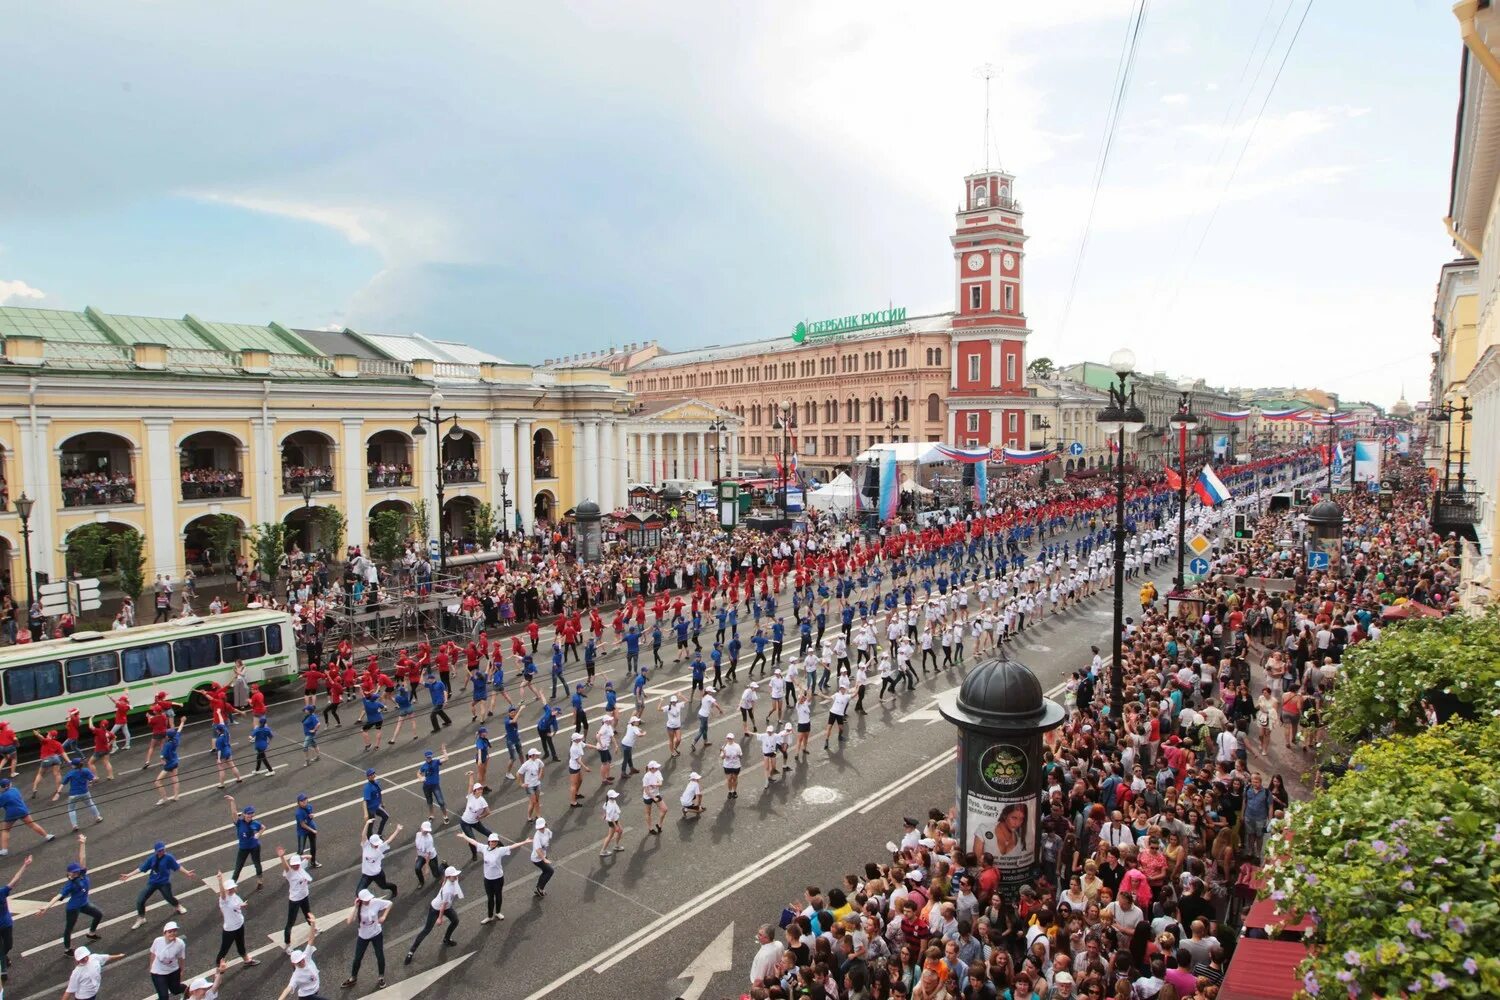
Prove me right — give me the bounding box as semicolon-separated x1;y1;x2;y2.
1056;0;1150;345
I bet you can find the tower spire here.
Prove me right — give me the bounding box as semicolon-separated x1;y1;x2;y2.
978;63;998;172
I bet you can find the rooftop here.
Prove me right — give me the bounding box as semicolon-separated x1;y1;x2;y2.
631;311;955;372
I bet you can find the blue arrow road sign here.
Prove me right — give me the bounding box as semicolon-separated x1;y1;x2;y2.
1307;550;1330;570
1069;441;1084;456
1188;557;1210;576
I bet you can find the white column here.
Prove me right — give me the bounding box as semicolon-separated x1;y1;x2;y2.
493;417;516;534
651;431;663;485
675;432;685;480
695;431;706;480
515;420;534;532
588;420;606;508
252;414;277;524
615;423;629;503
22;416;55;587
729;428;738;477
341;417;364;548
143;417;178;577
423;417;441;548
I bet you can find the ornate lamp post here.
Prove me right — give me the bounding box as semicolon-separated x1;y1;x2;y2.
775;400;795;524
411;390;466;571
14;492;36;614
1169;378;1197;592
707;417;728;484
1095;348;1146;719
497;468;511;541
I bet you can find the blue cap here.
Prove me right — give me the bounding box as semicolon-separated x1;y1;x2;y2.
365;768;376;777
605;680;614;688
67;862;83;874
477;726;487;734
70;757;84;766
153;841;167;852
296;793;308;802
304;705;315;712
242;805;255;814
424;750;434;758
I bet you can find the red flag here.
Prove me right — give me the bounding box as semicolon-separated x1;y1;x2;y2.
1164;466;1182;490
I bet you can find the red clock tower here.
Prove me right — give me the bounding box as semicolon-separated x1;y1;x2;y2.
948;170;1029;452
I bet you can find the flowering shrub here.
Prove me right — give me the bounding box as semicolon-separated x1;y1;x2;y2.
1262;720;1500;998
1329;610;1500;744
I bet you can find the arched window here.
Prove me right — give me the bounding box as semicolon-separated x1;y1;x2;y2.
934;348;942;366
974;184;988;207
927;393;941;423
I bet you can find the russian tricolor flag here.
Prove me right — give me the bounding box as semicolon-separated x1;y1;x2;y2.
1193;464;1232;507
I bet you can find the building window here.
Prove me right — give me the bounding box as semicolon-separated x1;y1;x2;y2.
1007;413;1018;433
934;348;942;366
1004;285;1014;311
966;413;980;433
927;393;941;422
967;354;981;383
1006;353;1017;383
969;285;982;310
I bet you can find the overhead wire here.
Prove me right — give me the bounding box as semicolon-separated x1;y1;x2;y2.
1054;0;1151;346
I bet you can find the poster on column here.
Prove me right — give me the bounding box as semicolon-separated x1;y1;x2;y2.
961;739;1041;890
1353;439;1382;484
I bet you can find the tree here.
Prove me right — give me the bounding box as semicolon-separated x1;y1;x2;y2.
1330;610;1500;743
312;506;346;555
1027;356;1055;380
412;499;432;547
203;514;243;574
249;522;290;583
1262;719;1500;999
114;528;146;601
369;509;410;565
469;501;496;546
64;524;116;578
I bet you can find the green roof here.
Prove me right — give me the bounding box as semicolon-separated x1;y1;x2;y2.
0;306;118;343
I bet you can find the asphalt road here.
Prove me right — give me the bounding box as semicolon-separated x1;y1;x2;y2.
0;535;1174;1000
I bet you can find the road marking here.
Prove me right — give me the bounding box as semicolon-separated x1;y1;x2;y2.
364;951;476;999
268;904;356;950
673;922;735;1000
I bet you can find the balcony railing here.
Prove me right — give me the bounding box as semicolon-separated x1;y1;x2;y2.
368;467;414;488
441;464;480;484
283;471;335;494
181;471;245;500
533;458;555;479
61;475;137;507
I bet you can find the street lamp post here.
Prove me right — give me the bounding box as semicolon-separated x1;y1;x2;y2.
707;417;728;484
776;400;794;524
14;492;37;620
497;468;511;542
411;391;466;571
1324;407;1338;494
1453;396;1473;493
1169;379;1197;592
1096;349;1146;720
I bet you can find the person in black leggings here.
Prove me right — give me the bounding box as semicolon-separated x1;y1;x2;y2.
0;855;34;978
343;889;391;989
404;867;463;965
212;875;260;968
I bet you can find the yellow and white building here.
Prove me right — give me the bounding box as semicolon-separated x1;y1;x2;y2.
0;305;656;591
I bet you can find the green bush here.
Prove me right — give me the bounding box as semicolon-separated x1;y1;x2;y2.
1330;610;1500;743
1262;720;1500;998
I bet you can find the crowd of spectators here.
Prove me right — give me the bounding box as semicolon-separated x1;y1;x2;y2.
282;466;334;493
367;462;414;487
441;456;480;483
180;467;243;499
60;470;136;506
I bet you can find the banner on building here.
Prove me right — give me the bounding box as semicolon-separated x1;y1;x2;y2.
1213;434;1229;459
1394;431;1411;456
1353;439;1382;484
877;448;898;520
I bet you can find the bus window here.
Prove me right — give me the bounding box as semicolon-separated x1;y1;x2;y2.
173;635;222;673
122;643;172;683
66;652;121;693
221;628;266;662
2;661;63;705
265;624;283;655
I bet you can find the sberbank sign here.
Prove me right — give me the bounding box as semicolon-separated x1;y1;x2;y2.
792;306;907;343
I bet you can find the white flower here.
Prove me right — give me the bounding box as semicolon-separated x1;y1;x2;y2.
1322;825;1333;836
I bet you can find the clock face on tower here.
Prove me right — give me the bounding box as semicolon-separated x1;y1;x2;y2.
966;253;986;272
1002;253;1015;271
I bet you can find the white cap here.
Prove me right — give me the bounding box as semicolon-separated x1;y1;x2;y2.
189;978;212;991
535;818;546;829
629;716;641;723
724;732;736;740
163;920;180;931
222;878;237;890
773;668;782;675
647;760;661;769
357;888;375;902
689;771;701;780
669;695;679;704
444;866;461;877
472;782;484;791
606;789;619;798
703;687;715;694
420;821;433;832
288;854;303;867
571;733;584;741
368;834;382;847
290;950;307;964
488;832;501;842
750;682;760;689
74;947;91;961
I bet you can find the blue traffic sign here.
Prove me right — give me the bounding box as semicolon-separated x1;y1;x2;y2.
1307;550;1330;570
1187;557;1210;576
1069;441;1084;456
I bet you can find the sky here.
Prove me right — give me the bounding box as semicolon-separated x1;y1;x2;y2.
0;0;1461;407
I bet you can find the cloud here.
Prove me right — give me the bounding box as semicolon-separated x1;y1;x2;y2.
185;192;458;266
0;278;46;305
1161;93;1190;105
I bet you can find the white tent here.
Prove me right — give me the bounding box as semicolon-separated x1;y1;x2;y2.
899;475;933;495
807;471;857;513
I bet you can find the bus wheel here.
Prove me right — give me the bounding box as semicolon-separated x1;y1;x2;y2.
188;687;212;714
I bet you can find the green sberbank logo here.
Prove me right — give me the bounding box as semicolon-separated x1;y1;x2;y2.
792;306;907;343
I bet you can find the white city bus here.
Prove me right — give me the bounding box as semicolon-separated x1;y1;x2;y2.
0;608;297;736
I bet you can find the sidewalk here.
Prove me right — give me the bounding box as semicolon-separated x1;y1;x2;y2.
1244;638;1314;802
